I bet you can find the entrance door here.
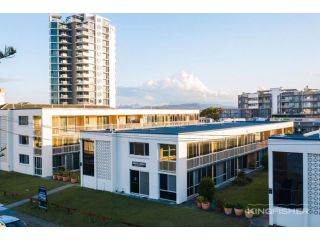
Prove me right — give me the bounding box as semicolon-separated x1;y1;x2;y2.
130;170;149;195
130;170;140;194
34;157;42;176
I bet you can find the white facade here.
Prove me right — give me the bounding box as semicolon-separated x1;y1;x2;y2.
80;121;293;204
0;104;199;178
0;89;5;105
268;132;320;227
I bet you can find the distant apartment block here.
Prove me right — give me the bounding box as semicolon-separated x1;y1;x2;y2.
0;88;5;105
49;14;116;107
238;86;320;118
0;103;199;177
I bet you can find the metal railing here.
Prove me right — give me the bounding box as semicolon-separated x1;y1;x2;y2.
187;140;268;170
159;161;176;173
34;148;42;156
53;144;80;155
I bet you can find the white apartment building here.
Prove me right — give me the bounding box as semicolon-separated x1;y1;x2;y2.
80;121;293;204
268;131;320;227
0;88;5;105
0;103;199;178
49;14;116;107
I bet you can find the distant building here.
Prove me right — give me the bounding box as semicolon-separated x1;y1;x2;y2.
0;89;5;105
269;130;320;226
238;86;320;119
80;121;293;203
49;14;116;107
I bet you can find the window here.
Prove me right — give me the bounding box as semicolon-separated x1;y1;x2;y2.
19;154;29;164
19;135;29;145
273;151;303;209
83;140;94;176
160;144;176;161
18;116;28;125
159;174;176;201
129;142;149;156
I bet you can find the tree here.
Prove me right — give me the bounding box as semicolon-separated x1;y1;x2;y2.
200;107;223;121
0;46;16;62
198;177;215;202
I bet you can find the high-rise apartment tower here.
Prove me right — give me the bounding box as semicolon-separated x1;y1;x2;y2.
49;14;116;107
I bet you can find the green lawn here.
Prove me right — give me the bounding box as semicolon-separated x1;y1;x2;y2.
215;170;268;210
0;171;64;205
16;186;249;227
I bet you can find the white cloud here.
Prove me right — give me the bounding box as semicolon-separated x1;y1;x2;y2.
117;71;237;107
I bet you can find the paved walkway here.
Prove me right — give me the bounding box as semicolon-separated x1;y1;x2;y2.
4;184;74;209
0;184;75;227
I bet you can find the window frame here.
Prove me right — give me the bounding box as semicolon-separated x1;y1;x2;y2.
129;142;149;156
18;116;28;126
19;154;29;165
19;135;29;145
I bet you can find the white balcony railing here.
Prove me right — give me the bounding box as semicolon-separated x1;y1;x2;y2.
187;140;268;170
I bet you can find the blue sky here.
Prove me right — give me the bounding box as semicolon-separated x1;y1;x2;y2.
1;14;320;106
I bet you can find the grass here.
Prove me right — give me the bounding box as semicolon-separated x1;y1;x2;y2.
0;171;64;205
215;170;268;210
16;186;249;227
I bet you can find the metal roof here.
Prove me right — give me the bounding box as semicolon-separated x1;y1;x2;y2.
114;121;285;135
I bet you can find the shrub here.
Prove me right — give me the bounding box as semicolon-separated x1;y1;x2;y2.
233;171;253;186
198;177;215;203
196;195;204;203
223;201;233;208
261;154;268;170
234;202;244;209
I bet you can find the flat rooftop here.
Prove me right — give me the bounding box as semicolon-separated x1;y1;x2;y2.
270;132;320;141
112;121;288;135
0;103;111;110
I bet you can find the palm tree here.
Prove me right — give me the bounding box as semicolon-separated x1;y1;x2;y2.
0;46;16;62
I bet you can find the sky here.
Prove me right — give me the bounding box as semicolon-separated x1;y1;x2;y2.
1;13;320;106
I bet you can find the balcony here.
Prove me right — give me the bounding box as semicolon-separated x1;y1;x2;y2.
76;80;90;85
60;94;71;99
34;148;42;156
53;144;80;155
59;74;71;78
187;140;268;170
60;81;71;85
60;88;70;92
59;60;71;65
59;54;71;58
77;74;93;78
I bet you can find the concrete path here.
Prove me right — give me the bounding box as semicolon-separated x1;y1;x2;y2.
0;184;75;227
4;184;74;209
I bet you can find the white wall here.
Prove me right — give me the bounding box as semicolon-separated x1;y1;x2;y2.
268;138;320;227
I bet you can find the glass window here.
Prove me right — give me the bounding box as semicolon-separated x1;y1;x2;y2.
160;144;176;161
83;140;94;176
51;64;58;71
129;142;149;156
51;43;59;50
51;78;58;84
159;174;176;201
19;154;29;164
50;22;58;29
187;143;199;158
18;116;28;125
51;50;59;56
51;71;58;77
273;151;303;209
50;29;58;35
50;36;58;42
51;85;59;92
19;135;29;145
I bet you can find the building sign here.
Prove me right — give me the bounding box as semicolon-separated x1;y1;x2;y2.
38;186;48;210
132;161;146;168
